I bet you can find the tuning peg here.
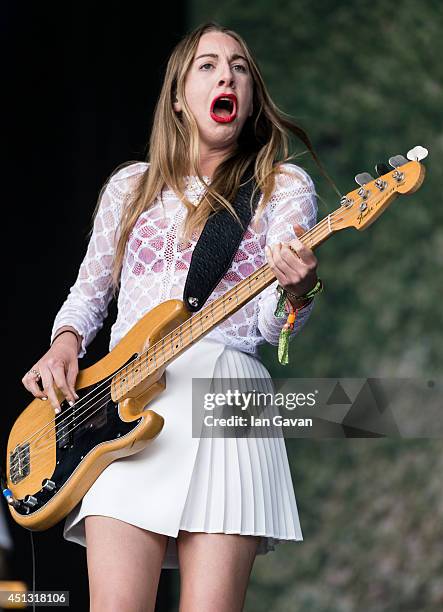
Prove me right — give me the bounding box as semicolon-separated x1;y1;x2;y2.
354;172;374;186
374;163;390;176
388;155;408;168
407;145;428;161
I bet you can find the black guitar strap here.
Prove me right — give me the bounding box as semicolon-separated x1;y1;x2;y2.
183;161;262;312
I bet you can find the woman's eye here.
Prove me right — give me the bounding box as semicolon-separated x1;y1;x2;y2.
199;63;247;73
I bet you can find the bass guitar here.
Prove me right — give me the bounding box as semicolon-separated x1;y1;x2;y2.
2;146;428;530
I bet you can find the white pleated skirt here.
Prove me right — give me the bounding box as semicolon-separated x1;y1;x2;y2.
63;338;303;569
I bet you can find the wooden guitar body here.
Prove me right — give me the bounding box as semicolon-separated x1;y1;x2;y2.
6;300;190;530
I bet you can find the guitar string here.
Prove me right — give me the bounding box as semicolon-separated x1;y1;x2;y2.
11;394;116;482
9;390;118;478
9;213;339;474
10;205;356;477
14;178;402;474
11;258;272;470
13;178;398;479
13;207;330;453
10;249;320;476
9;263;314;477
16;171;401;462
10;208;350;474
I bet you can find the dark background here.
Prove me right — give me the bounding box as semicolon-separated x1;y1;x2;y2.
3;1;443;611
4;2;186;610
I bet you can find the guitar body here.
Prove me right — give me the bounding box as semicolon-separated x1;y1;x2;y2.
6;299;191;531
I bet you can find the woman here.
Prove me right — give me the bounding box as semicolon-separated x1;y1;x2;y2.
22;21;322;612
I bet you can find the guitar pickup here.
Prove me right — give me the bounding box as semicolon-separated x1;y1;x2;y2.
9;443;30;484
56;402;74;449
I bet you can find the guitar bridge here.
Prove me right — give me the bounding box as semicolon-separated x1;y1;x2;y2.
9;443;30;484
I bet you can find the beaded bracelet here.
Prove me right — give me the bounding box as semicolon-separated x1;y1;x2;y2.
277;278;324;303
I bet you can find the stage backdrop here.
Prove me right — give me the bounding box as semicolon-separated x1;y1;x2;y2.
3;1;443;611
188;2;443;611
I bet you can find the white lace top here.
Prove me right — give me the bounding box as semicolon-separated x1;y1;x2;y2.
50;161;318;358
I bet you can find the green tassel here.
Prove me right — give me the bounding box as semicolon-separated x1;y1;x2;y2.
278;327;291;365
275;287;291;365
274;280;324;366
274;287;287;318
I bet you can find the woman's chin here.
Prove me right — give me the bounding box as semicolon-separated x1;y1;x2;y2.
198;128;239;149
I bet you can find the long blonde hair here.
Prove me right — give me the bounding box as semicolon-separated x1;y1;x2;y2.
93;21;335;292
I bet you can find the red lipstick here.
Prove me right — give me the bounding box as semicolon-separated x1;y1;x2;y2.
210;93;237;123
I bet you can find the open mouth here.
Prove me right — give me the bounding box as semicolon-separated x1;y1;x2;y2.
210;94;237;123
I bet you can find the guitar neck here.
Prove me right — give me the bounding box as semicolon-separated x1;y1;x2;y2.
113;213;334;399
112;156;426;398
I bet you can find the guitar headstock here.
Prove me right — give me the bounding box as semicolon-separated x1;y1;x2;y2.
331;146;428;232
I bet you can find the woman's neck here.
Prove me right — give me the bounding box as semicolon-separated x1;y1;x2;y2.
197;143;236;178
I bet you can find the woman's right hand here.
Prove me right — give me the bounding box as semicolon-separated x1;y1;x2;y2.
22;332;80;414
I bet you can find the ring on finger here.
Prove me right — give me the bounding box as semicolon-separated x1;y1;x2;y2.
29;368;41;381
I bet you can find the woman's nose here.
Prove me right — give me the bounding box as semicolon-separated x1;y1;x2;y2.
217;66;235;88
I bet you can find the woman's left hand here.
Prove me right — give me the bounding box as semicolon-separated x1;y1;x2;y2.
264;224;318;297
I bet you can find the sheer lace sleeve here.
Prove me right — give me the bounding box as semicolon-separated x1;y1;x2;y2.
50;163;145;357
257;163;318;346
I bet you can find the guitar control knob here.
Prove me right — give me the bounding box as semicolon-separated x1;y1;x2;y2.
23;494;38;508
42;479;56;491
2;488;19;508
